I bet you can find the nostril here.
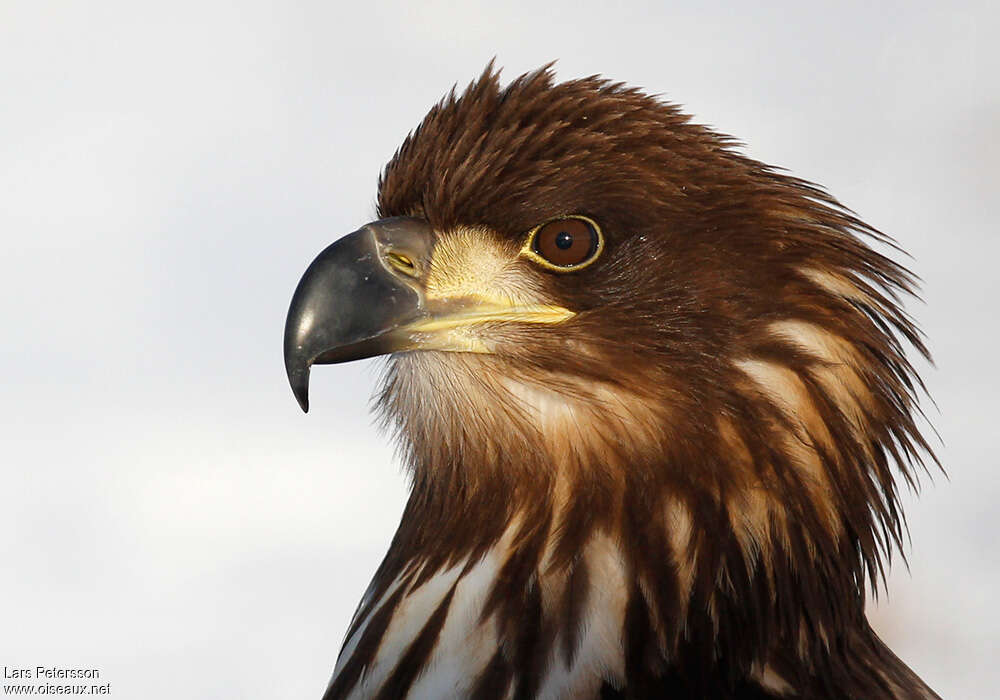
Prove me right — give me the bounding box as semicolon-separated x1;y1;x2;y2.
385;251;420;278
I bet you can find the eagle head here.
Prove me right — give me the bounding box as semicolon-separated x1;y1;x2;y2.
284;65;938;699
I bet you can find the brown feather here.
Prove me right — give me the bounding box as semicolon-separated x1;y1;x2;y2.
327;64;939;699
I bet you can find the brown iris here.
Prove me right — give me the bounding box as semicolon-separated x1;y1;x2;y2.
530;217;601;269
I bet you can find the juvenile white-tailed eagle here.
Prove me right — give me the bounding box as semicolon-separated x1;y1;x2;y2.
284;65;940;699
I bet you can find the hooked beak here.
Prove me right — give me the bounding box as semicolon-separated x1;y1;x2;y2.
283;217;574;412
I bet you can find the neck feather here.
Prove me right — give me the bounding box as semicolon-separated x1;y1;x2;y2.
324;329;937;698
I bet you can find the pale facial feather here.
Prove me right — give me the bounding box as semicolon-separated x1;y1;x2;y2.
425;227;545;309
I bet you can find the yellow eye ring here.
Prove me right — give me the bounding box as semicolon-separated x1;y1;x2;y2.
520;215;605;272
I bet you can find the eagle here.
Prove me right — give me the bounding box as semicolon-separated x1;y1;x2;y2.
283;65;940;699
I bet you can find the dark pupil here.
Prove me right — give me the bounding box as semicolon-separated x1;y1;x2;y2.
555;231;574;249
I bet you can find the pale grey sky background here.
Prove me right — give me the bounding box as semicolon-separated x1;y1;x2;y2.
1;1;996;698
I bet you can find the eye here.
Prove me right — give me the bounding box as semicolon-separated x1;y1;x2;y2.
522;216;604;271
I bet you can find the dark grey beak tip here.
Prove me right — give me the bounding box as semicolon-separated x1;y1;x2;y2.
284;327;313;413
288;366;311;413
284;313;313;413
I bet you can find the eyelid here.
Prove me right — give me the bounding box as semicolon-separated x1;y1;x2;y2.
519;215;605;272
